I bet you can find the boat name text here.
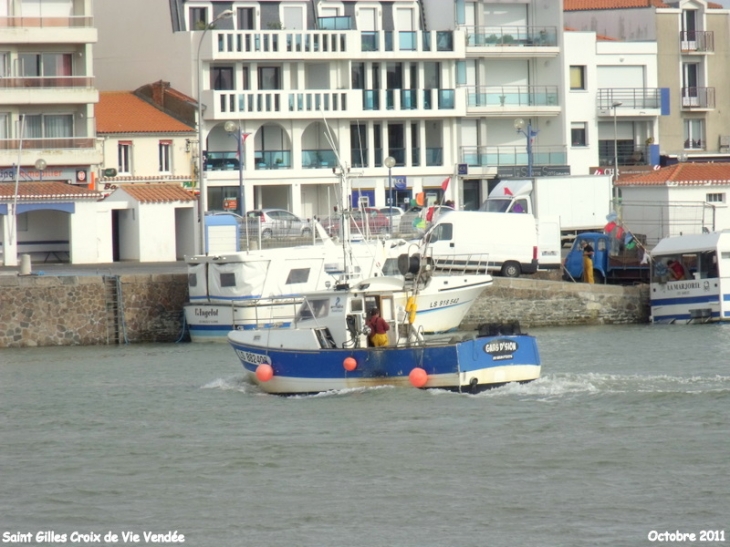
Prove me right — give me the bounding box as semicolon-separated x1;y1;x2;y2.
428;298;459;309
668;281;700;291
194;308;219;318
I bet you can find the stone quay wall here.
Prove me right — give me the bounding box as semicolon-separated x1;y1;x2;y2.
0;274;188;348
461;277;650;330
0;273;649;348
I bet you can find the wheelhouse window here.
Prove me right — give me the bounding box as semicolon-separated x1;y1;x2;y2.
285;268;310;284
427;223;452;244
296;298;329;321
159;140;171;173
118;141;132;174
219;272;236;288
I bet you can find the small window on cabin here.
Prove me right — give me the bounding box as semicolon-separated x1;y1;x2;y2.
706;193;725;203
220;273;236;287
286;268;310;284
597;239;607;252
188;273;197;288
429;223;453;243
350;299;364;313
296;298;329;321
722;252;730;260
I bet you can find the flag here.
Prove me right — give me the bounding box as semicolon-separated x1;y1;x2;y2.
415;192;425;206
241;132;252;143
504;187;513;196
441;177;450;191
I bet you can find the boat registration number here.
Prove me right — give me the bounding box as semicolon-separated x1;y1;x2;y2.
428;298;459;309
235;349;272;366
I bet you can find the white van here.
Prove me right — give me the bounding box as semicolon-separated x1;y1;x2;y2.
421;211;559;277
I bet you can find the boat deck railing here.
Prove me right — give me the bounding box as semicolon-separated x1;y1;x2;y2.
424;251;492;275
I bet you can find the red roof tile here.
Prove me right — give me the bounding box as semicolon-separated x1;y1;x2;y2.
117;183;197;203
616;163;730;186
0;181;101;201
565;0;670;10
97;92;195;134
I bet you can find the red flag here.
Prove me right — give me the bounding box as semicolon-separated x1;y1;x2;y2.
504;187;513;196
241;132;252;143
441;177;450;191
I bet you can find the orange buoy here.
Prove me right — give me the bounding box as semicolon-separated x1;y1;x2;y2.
409;367;428;388
343;357;357;371
255;364;274;382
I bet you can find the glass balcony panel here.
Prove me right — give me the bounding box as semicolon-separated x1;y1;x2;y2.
401;89;417;110
422;32;432;51
386;90;395;110
363;90;379;110
351;148;368;168
426;148;443;167
361;32;378;52
384;31;394;52
436;31;453;51
411;147;420;167
438;89;455;109
399;31;416;51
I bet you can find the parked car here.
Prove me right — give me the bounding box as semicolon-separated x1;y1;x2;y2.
320;208;390;238
377;206;405;232
245;209;312;239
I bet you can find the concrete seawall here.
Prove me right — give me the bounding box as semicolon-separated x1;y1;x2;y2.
0;273;650;348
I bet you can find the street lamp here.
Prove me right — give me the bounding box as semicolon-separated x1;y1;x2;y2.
35;158;47;181
384;155;396;234
224;119;249;244
612;101;623;200
514;118;538;177
197;8;233;254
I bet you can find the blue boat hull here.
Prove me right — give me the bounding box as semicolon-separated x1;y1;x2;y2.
228;334;541;395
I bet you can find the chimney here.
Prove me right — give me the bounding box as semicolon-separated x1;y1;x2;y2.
151;80;170;106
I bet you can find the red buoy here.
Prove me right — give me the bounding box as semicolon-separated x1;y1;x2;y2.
255;364;274;382
343;357;357;371
409;367;428;388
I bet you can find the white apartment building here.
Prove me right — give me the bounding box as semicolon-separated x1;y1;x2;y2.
0;0;101;265
93;0;569;219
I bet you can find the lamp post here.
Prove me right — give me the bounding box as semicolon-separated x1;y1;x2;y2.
224;120;250;245
34;158;47;181
514;118;538;177
612;101;623;197
197;9;233;254
384;155;396;234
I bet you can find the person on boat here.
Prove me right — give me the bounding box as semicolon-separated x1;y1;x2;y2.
668;259;685;280
581;240;595;284
367;308;390;347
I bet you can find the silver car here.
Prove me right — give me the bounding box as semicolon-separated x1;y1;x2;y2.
246;209;312;239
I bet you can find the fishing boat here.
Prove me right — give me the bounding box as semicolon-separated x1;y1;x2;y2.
228;255;541;395
650;231;727;324
185;232;493;341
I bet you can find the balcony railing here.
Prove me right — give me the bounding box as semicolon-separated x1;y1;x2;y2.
0;16;93;28
597;88;662;110
463;26;558;47
681;87;715;109
361;30;454;52
598;144;649;167
363;89;455;111
680;30;714;53
461;145;567;167
255;150;291;170
317;16;353;30
0;76;94;89
302;149;337;169
217;31;348;54
0;136;96;150
465;85;558;107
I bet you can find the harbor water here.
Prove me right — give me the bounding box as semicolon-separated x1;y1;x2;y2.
1;325;728;547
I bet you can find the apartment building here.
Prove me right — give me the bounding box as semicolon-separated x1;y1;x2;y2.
0;0;101;265
94;0;569;219
564;0;730;162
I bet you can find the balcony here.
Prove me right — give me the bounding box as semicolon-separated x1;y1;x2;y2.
0;76;97;105
463;26;559;58
461;145;567;168
680;30;714;53
464;85;559;115
206;88;462;119
0;16;96;44
596;88;663;112
598;143;650;167
209;29;463;61
681;87;715;109
302;149;338;169
255;150;291;170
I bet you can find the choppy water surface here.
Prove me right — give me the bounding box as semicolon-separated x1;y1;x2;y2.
1;325;728;547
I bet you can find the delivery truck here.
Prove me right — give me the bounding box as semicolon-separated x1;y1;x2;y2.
421;211;561;277
481;175;613;247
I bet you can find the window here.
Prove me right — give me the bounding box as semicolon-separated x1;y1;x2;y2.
118;142;131;174
684;119;704;149
707;193;725;203
258;67;280;90
211;66;234;90
188;273;198;288
159;141;171;172
189;7;208;30
220;273;236;287
570;66;586;90
22;114;73;139
0;52;9;77
285;268;310;284
571;122;587;146
237;7;255;30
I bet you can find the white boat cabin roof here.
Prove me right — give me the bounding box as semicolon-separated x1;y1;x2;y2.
651;230;730;257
